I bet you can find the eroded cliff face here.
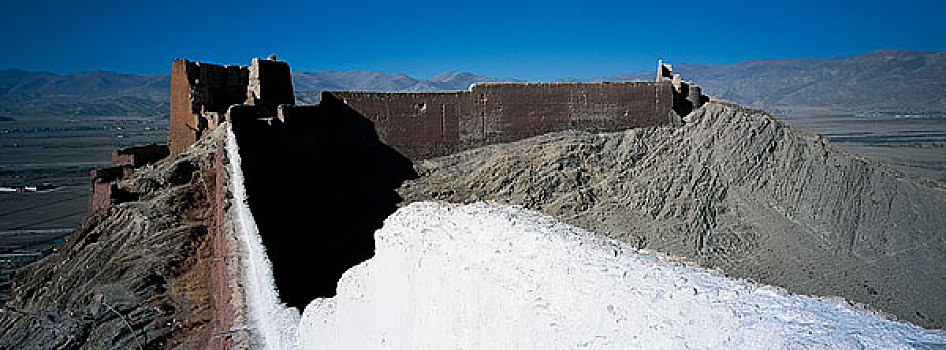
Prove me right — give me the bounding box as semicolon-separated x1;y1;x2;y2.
0;127;227;349
397;101;946;329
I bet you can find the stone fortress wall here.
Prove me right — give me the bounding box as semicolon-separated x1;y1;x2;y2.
167;56;704;159
323;60;705;158
89;56;705;219
169;60;248;155
326;82;678;158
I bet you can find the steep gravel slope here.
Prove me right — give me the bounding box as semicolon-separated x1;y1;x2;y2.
397;101;946;329
0;127;224;348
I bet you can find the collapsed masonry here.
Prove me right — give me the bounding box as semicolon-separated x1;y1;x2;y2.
88;144;169;215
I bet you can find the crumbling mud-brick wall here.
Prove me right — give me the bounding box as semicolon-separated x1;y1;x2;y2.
319;91;473;158
169;59;249;155
168;57;700;161
112;144;170;167
323;82;678;159
169;58;294;155
657;59;704;116
88;145;170;215
246;58;294;108
88;167;125;215
472;82;675;143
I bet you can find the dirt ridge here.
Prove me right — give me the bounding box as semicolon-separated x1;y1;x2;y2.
397;101;946;329
0;127;225;349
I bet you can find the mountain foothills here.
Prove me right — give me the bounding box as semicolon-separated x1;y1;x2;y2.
0;69;172;117
0;50;942;117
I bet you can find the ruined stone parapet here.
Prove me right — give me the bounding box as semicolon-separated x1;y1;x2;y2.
657;60;673;82
88;166;129;215
169;59;249;155
169;58;296;155
90;145;170;215
657;59;705;115
112;144;170;167
169;57;707;160
687;84;703;110
246;57;294;109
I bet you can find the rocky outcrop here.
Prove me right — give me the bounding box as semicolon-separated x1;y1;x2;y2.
397;101;946;329
0;127;233;349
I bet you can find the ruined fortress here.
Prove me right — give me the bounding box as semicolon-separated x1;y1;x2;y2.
0;47;934;350
90;57;703;214
83;57;705;313
5;56;933;349
168;57;704;159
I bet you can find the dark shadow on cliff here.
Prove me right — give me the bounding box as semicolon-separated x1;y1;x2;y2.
231;97;417;309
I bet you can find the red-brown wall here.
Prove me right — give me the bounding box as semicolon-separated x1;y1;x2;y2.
320;91;470;158
169;60;196;156
169;59;249;155
112;144;170;167
324;82;676;159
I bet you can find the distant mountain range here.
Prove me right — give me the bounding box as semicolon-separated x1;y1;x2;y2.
0;69;171;117
675;49;946;115
0;49;942;117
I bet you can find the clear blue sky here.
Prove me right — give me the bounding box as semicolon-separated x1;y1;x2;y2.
1;0;943;80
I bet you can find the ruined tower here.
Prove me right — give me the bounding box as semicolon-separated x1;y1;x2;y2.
657;59;703;116
246;57;295;109
168;57;294;155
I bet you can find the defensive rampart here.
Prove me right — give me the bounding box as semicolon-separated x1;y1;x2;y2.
88;144;170;215
169;60;249;155
168;57;703;160
324;82;678;158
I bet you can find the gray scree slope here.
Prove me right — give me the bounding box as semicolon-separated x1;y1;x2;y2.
397;101;946;329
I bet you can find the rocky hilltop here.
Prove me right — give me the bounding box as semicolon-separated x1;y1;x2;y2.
0;127;227;348
0;100;944;348
398;101;946;329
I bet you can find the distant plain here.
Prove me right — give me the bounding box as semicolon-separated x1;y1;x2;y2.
0;115;166;235
777;109;946;183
